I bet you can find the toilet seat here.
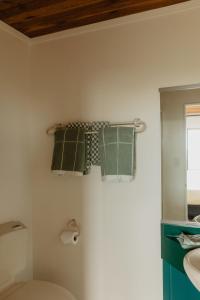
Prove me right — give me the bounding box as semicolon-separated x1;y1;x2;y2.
0;280;75;300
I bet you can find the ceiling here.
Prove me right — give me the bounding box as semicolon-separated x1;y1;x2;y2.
0;0;189;38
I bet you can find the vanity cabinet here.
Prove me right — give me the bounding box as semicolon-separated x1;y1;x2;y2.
162;223;200;300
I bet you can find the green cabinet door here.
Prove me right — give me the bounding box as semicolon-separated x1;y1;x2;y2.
163;259;200;299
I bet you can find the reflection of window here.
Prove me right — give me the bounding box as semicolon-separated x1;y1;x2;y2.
187;128;200;190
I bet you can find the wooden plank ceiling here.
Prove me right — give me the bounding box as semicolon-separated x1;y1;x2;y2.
0;0;189;38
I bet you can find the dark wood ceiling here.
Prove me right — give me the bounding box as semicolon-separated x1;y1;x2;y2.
0;0;189;38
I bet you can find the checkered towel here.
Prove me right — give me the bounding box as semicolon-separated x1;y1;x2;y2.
51;127;86;175
68;121;109;174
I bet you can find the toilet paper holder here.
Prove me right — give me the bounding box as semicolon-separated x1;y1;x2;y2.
66;219;80;236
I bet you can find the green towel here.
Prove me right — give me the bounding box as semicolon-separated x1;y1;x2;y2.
51;127;86;176
99;127;135;182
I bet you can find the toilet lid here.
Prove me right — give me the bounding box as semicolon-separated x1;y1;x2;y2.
0;280;75;300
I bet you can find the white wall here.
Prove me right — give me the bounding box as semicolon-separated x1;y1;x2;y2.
0;26;32;279
28;2;200;300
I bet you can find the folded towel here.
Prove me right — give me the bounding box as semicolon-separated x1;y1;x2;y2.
175;233;200;249
51;127;86;176
99;127;135;182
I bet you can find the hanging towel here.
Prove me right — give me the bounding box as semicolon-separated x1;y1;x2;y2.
51;127;86;176
99;127;135;182
67;121;109;174
90;121;109;165
67;122;91;174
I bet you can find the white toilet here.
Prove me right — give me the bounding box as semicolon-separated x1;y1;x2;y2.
0;280;76;300
0;222;76;300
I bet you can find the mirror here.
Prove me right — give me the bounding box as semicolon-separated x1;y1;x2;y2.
186;105;200;221
161;88;200;222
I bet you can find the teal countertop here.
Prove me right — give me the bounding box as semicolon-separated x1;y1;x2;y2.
161;222;200;273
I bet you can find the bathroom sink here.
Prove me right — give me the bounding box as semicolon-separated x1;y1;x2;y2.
184;248;200;291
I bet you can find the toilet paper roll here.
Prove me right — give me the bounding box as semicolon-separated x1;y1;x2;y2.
60;231;79;245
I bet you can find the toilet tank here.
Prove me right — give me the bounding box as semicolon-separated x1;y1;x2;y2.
0;222;28;290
